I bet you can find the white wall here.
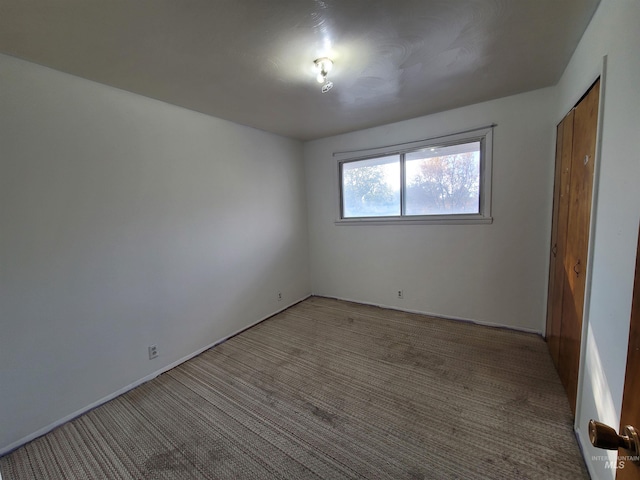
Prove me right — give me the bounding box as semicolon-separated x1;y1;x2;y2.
304;88;555;332
554;1;640;478
0;53;310;454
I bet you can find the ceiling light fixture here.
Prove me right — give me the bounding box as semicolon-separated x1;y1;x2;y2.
314;57;334;93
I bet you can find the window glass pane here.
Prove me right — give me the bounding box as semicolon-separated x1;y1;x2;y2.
405;141;480;215
342;155;400;218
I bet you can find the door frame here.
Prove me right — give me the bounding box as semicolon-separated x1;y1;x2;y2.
572;56;608;428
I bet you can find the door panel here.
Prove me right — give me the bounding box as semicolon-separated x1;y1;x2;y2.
558;79;599;413
547;111;574;369
617;227;640;479
546;78;600;415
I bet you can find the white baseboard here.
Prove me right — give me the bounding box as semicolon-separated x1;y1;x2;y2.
0;294;311;457
317;294;542;335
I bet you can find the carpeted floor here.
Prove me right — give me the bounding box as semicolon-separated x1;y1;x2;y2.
0;296;588;479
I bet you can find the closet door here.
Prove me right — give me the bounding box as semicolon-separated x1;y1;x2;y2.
546;78;599;415
558;78;600;413
546;110;574;369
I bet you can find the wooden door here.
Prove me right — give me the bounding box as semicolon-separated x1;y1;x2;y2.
546;110;575;368
546;79;600;415
559;79;600;413
617;228;640;479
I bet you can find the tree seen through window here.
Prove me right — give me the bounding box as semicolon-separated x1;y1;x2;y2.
341;141;481;218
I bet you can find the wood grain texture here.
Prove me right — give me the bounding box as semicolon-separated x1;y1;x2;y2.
559;78;600;414
547;110;574;370
617;228;640;480
0;297;588;479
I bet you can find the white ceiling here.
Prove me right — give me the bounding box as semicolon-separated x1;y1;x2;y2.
0;0;599;141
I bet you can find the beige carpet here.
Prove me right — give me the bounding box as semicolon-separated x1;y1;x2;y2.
0;296;588;479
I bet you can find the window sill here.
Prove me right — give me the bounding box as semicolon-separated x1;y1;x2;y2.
334;215;493;226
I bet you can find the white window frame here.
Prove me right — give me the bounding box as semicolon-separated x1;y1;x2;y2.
334;126;494;225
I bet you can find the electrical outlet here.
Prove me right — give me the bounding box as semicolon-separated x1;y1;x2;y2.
277;291;283;301
148;345;158;359
397;290;404;299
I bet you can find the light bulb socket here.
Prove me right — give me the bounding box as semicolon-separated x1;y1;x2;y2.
314;57;333;75
313;57;334;93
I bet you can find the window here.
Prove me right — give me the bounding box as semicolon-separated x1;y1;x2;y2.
337;126;493;224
